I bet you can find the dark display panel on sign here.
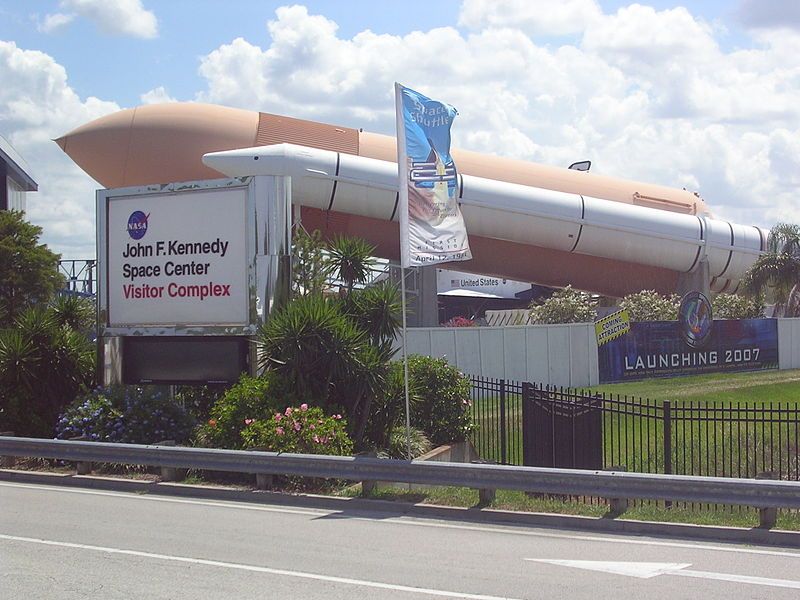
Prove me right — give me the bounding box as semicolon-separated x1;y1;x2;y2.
122;336;249;384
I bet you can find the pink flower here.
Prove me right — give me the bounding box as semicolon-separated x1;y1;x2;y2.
244;418;254;425
309;424;315;430
300;403;308;412
293;421;301;431
285;407;293;416
312;435;320;443
334;414;342;420
274;413;282;422
275;427;284;436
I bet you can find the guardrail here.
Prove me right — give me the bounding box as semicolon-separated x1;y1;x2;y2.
1;436;798;528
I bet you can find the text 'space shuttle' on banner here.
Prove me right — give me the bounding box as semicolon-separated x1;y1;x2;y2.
395;83;471;268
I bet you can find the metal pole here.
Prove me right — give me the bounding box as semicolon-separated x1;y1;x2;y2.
401;266;412;461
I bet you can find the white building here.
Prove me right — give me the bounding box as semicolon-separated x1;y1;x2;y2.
0;135;37;212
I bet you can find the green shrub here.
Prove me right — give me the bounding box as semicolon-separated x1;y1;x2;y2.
175;384;229;422
713;293;764;319
386;425;431;459
56;386;194;444
241;405;353;455
199;372;291;450
407;355;474;446
619;290;680;321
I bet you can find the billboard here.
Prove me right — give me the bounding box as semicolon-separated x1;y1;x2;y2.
104;186;250;327
598;319;779;383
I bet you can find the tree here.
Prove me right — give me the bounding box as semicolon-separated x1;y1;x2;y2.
292;227;332;297
0;210;64;325
742;223;800;316
619;290;680;321
529;285;596;324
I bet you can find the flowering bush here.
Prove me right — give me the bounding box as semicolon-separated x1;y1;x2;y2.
56;386;194;444
199;372;291;449
619;290;680;321
442;316;476;327
713;293;764;319
529;285;597;324
241;404;353;456
406;355;474;446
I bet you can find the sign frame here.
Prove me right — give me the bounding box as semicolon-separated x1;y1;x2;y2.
96;177;260;339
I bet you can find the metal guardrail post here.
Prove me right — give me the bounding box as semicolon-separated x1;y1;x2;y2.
756;471;779;529
248;447;274;490
0;432;15;468
69;436;92;475
603;465;628;516
157;440;178;481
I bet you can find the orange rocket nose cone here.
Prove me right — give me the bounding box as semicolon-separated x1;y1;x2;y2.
54;103;260;188
55;107;136;188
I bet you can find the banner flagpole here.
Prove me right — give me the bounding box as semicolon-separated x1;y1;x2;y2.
395;82;413;461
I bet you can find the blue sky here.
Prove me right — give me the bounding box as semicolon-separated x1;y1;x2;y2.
1;1;799;259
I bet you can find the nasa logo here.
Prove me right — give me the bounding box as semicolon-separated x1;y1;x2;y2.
127;211;150;240
679;291;713;349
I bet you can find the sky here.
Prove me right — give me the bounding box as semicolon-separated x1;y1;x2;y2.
1;0;799;260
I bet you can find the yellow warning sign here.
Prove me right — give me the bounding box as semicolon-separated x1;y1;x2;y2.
595;309;631;346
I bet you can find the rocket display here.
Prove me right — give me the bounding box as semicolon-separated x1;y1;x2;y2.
56;103;764;297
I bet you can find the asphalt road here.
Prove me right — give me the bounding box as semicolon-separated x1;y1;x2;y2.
2;480;800;599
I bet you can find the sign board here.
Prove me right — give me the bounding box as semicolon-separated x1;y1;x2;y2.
594;309;630;346
598;319;779;383
437;269;531;298
105;186;249;326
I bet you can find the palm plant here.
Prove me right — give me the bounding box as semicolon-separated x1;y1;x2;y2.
327;235;376;294
742;223;800;316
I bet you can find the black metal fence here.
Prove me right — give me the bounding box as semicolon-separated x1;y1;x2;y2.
469;376;800;483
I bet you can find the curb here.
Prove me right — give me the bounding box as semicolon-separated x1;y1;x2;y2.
2;468;799;549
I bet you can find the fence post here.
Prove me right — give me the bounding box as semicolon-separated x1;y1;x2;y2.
756;471;778;529
499;380;507;465
0;432;14;468
663;401;672;508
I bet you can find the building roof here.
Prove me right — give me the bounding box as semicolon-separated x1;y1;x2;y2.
0;134;37;191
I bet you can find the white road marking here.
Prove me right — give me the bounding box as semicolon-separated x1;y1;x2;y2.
0;533;521;600
527;559;800;590
527;560;692;579
2;480;799;559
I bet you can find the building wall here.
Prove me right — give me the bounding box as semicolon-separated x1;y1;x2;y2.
6;177;26;211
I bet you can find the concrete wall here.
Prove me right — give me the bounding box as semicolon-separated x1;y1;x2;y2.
398;323;599;387
778;318;800;370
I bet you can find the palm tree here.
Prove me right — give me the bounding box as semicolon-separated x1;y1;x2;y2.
742;223;800;316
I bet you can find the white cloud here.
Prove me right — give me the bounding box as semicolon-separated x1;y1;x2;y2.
193;3;800;232
737;0;800;31
37;12;75;34
458;0;602;36
140;86;177;104
0;41;120;259
61;0;158;39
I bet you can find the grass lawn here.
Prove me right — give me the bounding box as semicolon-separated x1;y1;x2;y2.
341;484;800;531
589;368;800;404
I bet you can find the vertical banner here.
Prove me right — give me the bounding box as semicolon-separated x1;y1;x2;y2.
395;83;472;268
